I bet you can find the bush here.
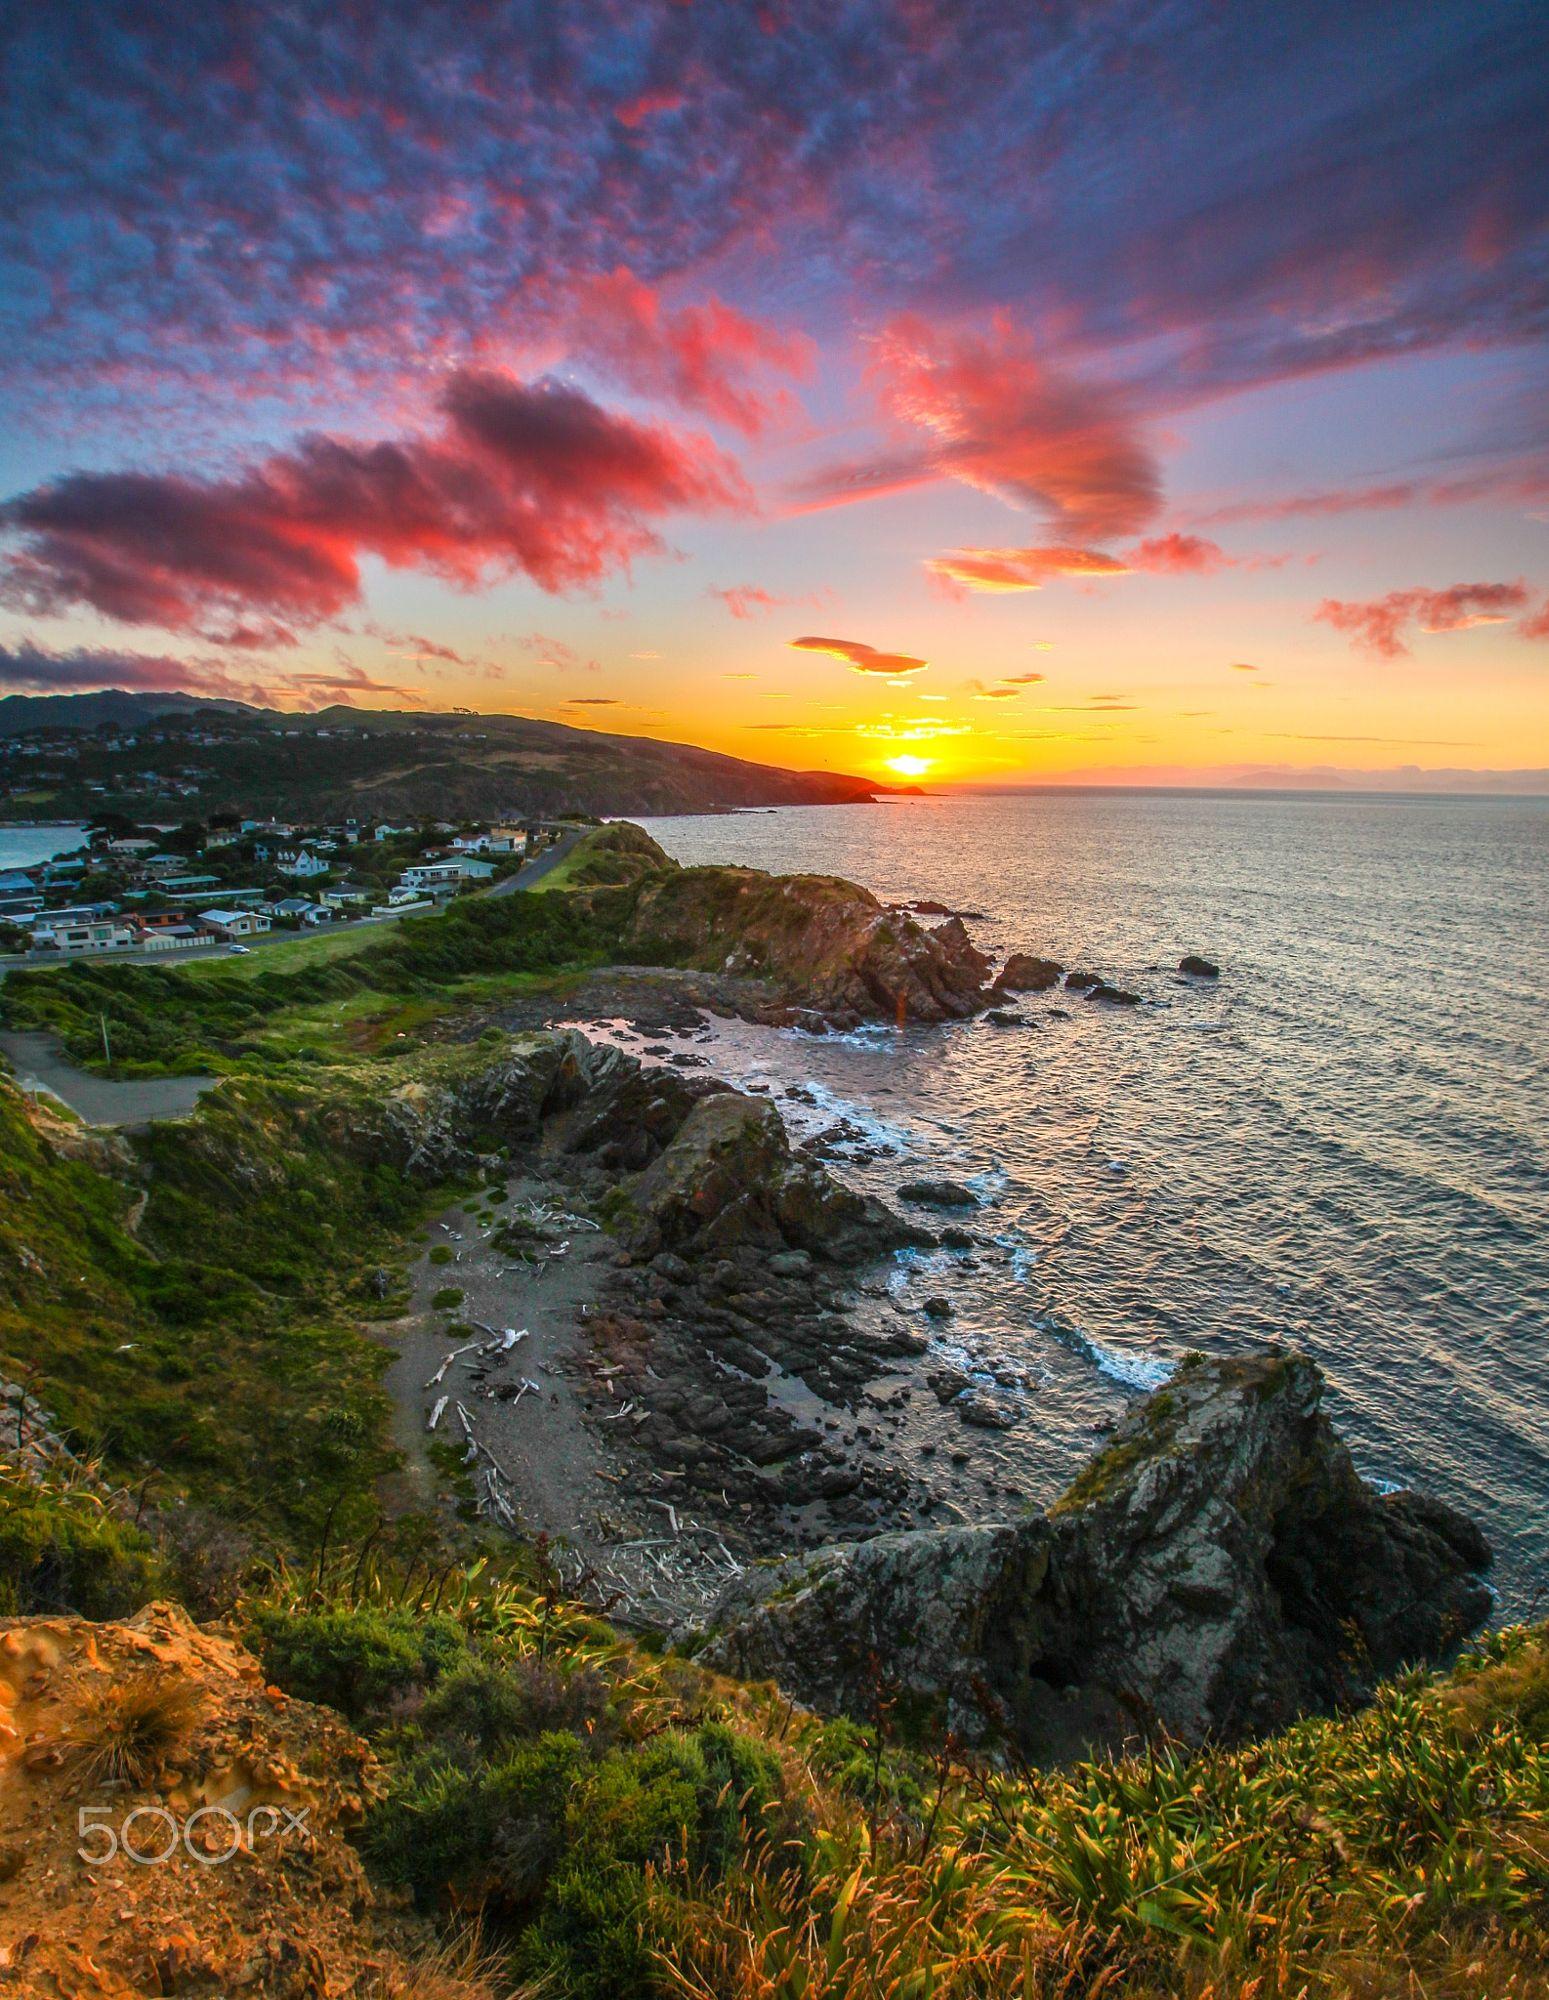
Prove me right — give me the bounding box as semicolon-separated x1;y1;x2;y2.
364;1712;785;1999
0;1477;164;1619
365;1731;588;1906
428;1245;454;1266
431;1286;464;1310
516;1724;784;2000
420;1656;612;1758
251;1605;466;1721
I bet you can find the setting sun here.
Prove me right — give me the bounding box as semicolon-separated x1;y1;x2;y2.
885;753;933;779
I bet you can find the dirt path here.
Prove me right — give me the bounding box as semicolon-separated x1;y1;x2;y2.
0;1030;216;1127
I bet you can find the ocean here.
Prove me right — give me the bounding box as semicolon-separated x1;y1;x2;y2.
636;790;1549;1616
0;823;87;872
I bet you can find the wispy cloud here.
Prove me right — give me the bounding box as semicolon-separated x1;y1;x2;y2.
790;635;929;675
1315;581;1536;657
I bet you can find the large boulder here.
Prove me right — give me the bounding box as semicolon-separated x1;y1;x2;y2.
992;952;1063;993
695;1352;1492;1751
618;1087;923;1265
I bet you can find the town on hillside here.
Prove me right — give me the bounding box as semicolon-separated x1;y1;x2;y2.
0;810;565;960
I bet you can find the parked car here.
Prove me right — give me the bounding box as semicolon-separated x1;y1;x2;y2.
226;942;252;955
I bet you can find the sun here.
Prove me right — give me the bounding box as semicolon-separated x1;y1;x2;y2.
884;753;933;778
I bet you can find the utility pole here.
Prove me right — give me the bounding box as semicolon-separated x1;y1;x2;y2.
100;1011;112;1067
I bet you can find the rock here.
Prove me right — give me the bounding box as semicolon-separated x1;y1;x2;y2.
897;1179;979;1209
1180;954;1220;977
921;1295;953;1320
621;1088;923;1265
693;1352;1492;1753
1087;982;1141;1006
0;1601;439;1996
985;1009;1026;1027
956;1390;1019;1429
623;865;993;1024
1063;970;1101;991
992;952;1063;993
769;1249;814;1277
941;1226;976;1250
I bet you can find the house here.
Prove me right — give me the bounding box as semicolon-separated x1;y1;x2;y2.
319;882;372;909
262;897;318;921
398;860;467;896
276;848;329;879
374;822;413;842
197;908;273;940
154;872;222;894
30;919;135;955
137;908;193;931
0;871;45;916
22;902;119;930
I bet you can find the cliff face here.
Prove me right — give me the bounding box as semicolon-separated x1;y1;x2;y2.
622;864;992;1025
696;1353;1493;1753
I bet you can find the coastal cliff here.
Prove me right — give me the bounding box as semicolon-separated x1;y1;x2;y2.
697;1351;1493;1752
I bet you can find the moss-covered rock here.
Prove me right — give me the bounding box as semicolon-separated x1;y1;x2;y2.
696;1352;1493;1753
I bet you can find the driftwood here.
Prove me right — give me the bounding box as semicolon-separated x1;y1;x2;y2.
427;1395;448;1431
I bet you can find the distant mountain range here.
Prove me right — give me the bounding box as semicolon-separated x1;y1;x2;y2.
0;691;909;819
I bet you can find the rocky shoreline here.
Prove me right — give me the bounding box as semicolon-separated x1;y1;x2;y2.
369;1025;1493;1747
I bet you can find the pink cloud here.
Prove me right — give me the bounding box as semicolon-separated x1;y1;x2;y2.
710;583;789;619
0;371;749;639
790;634;928;675
565;269;813;436
1128;532;1232;575
794;315;1159;542
926;544;1130;593
1315;581;1533;657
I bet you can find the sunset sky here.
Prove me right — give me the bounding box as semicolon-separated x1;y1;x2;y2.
1;1;1546;789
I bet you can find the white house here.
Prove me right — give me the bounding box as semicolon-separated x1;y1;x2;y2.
30;919;135;955
398;861;467;895
198;909;273;940
276;848;330;879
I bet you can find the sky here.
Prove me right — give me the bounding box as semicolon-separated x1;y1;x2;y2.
1;0;1546;791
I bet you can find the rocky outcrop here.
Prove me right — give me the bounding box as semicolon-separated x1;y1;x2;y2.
1180;954;1220;977
695;1352;1492;1752
0;1603;483;1998
615;1087;925;1266
992;952;1063;993
622;865;993;1026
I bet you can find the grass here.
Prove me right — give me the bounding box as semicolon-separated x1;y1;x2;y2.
0;878;635;1077
70;1675;204;1788
0;1066;424;1547
240;1546;1549;2000
182;922;386;982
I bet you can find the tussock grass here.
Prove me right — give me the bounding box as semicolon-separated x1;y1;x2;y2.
71;1675;203;1789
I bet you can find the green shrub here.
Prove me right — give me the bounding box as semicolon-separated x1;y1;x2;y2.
0;1477;164;1619
431;1286;464;1309
365;1731;588;1905
515;1724;783;2000
250;1605;466;1720
428;1245;454;1266
420;1656;611;1756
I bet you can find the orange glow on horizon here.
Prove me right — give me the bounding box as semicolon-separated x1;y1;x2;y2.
885;752;934;778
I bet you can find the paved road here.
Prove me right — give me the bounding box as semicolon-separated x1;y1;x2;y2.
487;826;584;895
0;1030;216;1128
